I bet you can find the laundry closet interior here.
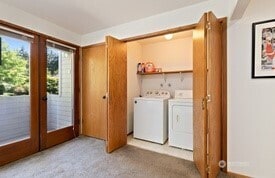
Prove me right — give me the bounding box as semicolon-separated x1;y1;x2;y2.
83;29;194;151
126;29;194;159
83;29;193;153
82;12;226;177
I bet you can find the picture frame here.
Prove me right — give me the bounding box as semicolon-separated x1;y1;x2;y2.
252;19;275;78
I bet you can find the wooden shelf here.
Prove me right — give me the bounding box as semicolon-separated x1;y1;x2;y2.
137;70;193;75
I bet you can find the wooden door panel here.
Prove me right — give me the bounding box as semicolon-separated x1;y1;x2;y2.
106;36;127;153
207;11;222;178
82;45;107;140
193;13;208;178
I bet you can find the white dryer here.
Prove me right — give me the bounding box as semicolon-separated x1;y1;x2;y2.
169;90;193;150
133;90;170;144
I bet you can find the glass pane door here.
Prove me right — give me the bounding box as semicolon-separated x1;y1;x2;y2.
39;38;76;150
0;27;39;166
46;46;74;132
0;35;31;145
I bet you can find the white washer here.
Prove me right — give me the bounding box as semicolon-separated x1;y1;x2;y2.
133;90;170;144
169;90;193;150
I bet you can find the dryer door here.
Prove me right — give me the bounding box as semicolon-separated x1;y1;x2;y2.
170;103;193;150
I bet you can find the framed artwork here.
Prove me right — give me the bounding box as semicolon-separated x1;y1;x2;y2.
252;19;275;78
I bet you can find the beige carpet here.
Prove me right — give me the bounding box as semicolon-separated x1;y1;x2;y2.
0;136;230;178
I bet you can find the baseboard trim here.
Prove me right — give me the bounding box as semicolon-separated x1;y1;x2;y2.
227;171;250;178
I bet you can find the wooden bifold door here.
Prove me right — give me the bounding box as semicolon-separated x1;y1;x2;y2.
82;36;127;153
105;36;127;153
193;12;222;178
82;44;107;140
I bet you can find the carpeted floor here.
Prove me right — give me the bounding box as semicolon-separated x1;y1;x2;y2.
0;136;231;178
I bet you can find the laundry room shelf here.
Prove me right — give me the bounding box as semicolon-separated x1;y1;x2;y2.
137;70;193;75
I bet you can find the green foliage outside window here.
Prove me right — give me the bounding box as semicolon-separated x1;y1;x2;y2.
0;40;60;96
47;48;59;95
0;42;29;96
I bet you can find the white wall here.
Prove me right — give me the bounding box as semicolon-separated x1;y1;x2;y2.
0;1;81;45
139;37;193;97
127;42;142;134
140;73;193;98
81;0;234;46
228;0;275;177
141;37;193;71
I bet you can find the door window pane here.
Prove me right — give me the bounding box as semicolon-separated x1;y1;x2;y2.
0;35;31;146
46;46;74;132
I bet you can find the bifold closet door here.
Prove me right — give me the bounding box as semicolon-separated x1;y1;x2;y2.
106;36;127;153
0;30;39;166
193;12;222;178
82;45;107;140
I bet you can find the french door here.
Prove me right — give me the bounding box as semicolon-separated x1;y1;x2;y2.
39;37;78;150
0;26;39;166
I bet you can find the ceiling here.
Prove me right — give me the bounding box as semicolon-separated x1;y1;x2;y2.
0;0;208;35
137;30;193;45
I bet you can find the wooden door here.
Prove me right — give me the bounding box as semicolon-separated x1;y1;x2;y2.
82;45;107;140
193;12;222;178
39;37;78;150
106;36;127;153
193;13;208;178
207;12;222;178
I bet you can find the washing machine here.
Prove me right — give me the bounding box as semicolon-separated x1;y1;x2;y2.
169;90;193;150
133;90;170;144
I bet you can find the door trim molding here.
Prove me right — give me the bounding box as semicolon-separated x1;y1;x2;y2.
220;17;228;172
122;23;197;42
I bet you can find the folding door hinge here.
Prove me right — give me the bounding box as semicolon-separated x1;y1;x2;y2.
206;94;211;102
206;21;211;30
206;166;210;174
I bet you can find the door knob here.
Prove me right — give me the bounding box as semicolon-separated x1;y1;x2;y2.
102;95;106;99
42;96;47;101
